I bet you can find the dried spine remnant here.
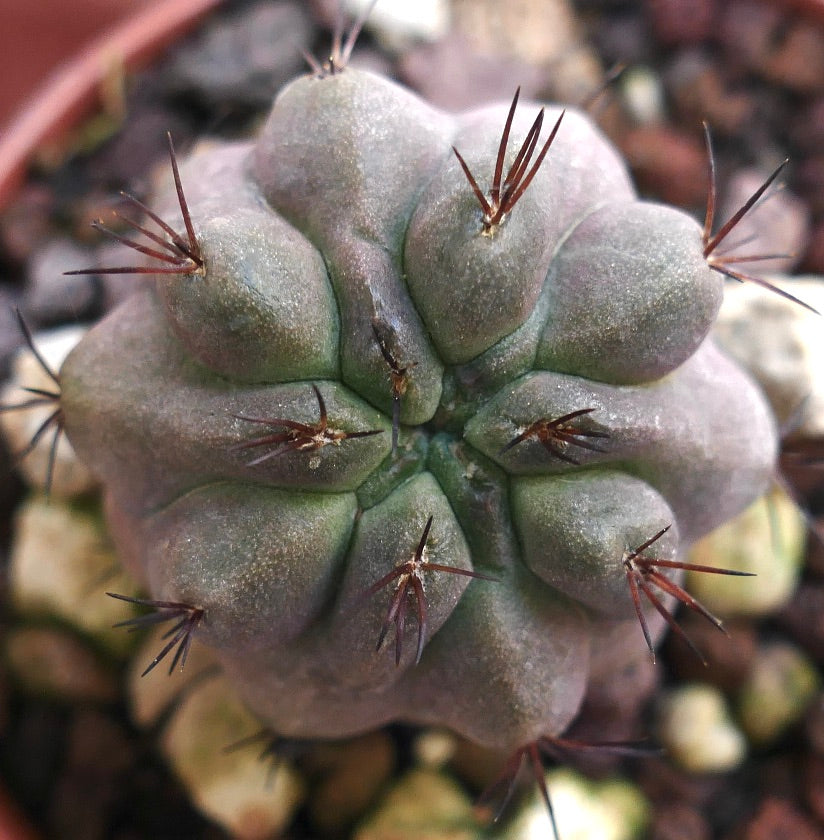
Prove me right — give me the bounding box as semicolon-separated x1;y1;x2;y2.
371;318;417;454
498;407;608;464
580;62;626;113
66;133;203;278
232;383;382;466
0;310;64;495
364;515;496;666
701;123;818;315
622;525;754;665
107;592;204;676
453;87;565;234
303;0;378;77
479;736;653;838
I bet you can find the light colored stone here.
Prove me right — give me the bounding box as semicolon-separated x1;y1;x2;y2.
452;0;579;66
687;484;805;617
354;767;482;840
161;673;304;840
5;626;118;703
10;494;140;656
502;768;649;840
737;642;820;746
620;66;666;125
713;276;824;434
345;0;450;49
657;683;747;773
25;238;98;322
414;729;458;769
0;324;96;497
449;0;603;105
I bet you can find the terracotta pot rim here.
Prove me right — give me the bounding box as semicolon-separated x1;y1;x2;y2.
0;0;223;214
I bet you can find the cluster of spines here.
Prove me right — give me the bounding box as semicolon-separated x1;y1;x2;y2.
622;525;755;665
453;87;565;235
65;134;203;280
230;383;383;465
362;514;497;665
498;407;609;464
0;309;64;495
106;592;204;677
479;736;657;839
700;122;819;315
223;728;312;785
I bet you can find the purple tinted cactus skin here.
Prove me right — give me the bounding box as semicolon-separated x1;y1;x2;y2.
58;66;777;753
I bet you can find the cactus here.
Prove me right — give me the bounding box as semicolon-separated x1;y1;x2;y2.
8;21;789;827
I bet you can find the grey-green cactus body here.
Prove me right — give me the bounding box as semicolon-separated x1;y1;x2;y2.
59;67;777;751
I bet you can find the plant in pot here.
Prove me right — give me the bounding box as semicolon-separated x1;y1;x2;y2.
1;2;821;839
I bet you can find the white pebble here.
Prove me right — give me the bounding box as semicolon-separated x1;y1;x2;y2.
713;275;824;435
658;683;747;773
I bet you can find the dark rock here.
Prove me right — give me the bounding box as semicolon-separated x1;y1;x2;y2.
665;50;754;136
3;703;68;814
796;156;824;215
719;2;824;93
777;583;824;663
88;107;193;189
0;286;24;377
650;802;712;840
619;124;708;207
5;627;119;704
802;220;824;274
399;32;546;110
583;8;655;66
665;615;757;692
806;523;824;579
790;96;824;154
736;797;824;840
588;11;653;66
164;2;314;110
718;1;784;76
0;184;55;264
804;754;824;824
636;756;726;808
570;651;658;776
48;710;135;840
805;693;824;755
757;755;807;806
306;732;395;835
761;21;824;94
645;0;717;47
0;659;9;740
24;238;99;325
